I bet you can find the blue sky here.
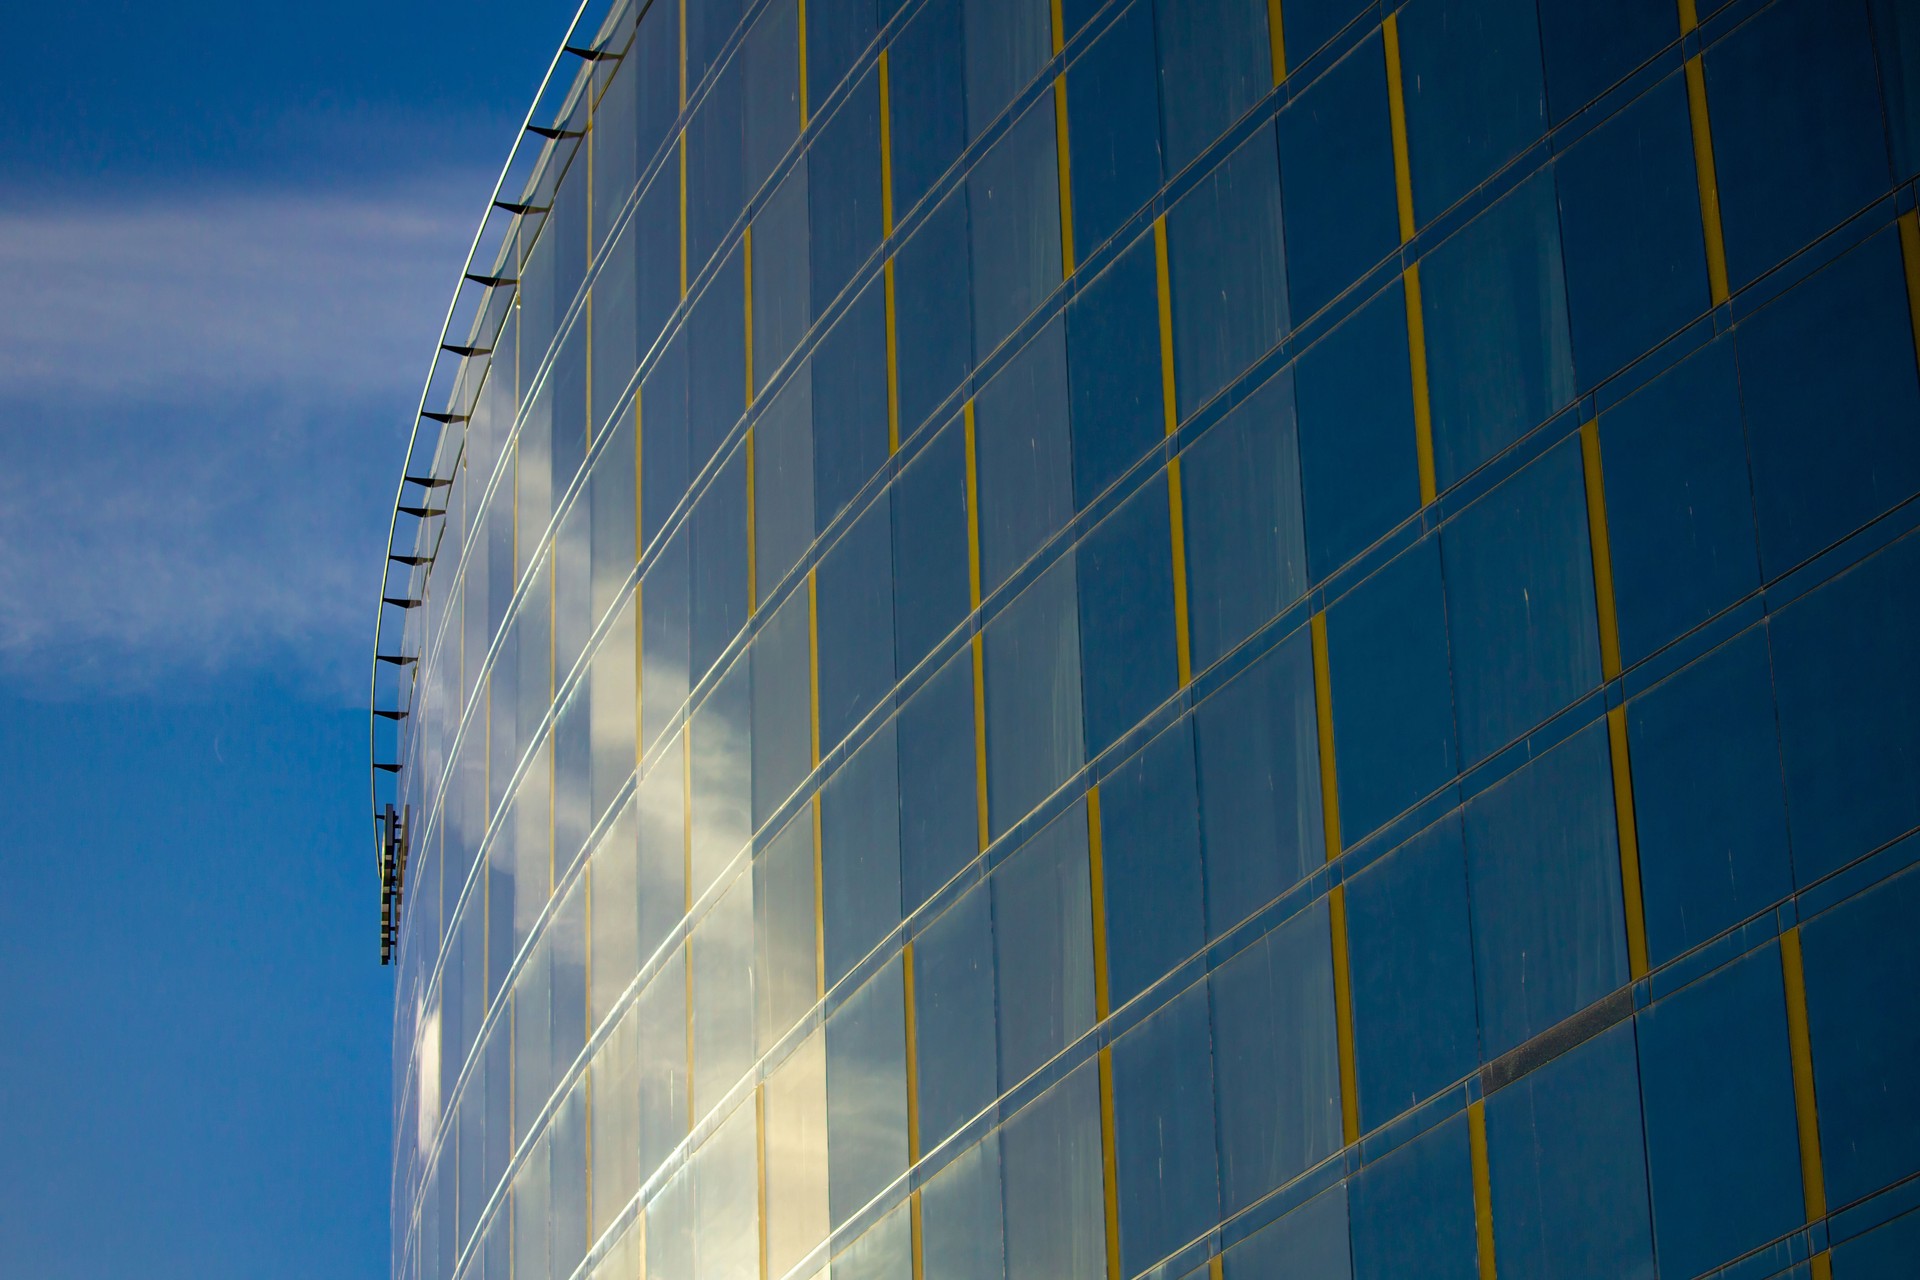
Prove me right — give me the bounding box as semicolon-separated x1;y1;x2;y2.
0;2;573;1274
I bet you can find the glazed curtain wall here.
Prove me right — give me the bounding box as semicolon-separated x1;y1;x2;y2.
385;0;1920;1278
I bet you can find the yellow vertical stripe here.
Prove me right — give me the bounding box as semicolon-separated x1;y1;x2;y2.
1050;0;1065;54
1607;706;1650;980
1328;884;1360;1145
911;1190;926;1280
879;50;895;237
1168;458;1193;687
808;571;822;766
1383;13;1416;244
1098;1046;1122;1280
964;401;983;608
1210;1256;1224;1280
797;0;811;129
1780;928;1829;1221
885;259;901;453
1088;785;1111;1021
1469;1099;1497;1280
1267;0;1286;86
972;633;989;850
756;1083;769;1280
1677;0;1700;35
1404;265;1437;505
813;793;827;998
745;426;758;613
1154;217;1177;434
1054;77;1076;276
744;225;756;400
1811;1253;1833;1280
1580;419;1623;680
903;941;922;1161
1310;611;1342;860
1898;212;1920;362
1684;55;1731;306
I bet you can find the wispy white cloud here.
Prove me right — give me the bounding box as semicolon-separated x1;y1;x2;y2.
0;178;489;699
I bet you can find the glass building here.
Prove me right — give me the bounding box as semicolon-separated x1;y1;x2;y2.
370;0;1920;1277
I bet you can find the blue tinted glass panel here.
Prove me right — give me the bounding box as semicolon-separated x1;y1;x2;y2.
637;163;681;356
976;320;1075;597
1485;1022;1655;1280
1112;983;1221;1275
1599;336;1759;666
641;526;691;750
1065;1;1163;257
898;649;977;918
809;0;877;101
1397;0;1546;224
1421;169;1573;489
1295;278;1420;581
992;801;1095;1085
1737;230;1920;578
913;880;998;1150
1876;0;1920;182
753;168;811;395
1441;439;1601;766
962;0;1049;136
1078;475;1177;757
1704;0;1889;290
812;278;891;531
1346;813;1478;1129
894;189;973;438
1326;537;1456;845
1627;628;1792;966
1555;75;1709;390
1224;1185;1351;1280
635;0;682;171
1168;125;1288;419
689;245;748;475
1066;233;1163;509
817;493;896;753
826;956;910;1226
691;654;752;897
1182;367;1306;670
1193;628;1322;937
1464;723;1627;1058
1801;868;1920;1207
985;554;1085;838
1276;32;1397;321
638;736;688;960
889;0;967;220
688;60;745;278
892;416;972;672
755;809;819;1050
821;722;903;986
1154;0;1273;174
1637;943;1805;1280
1001;1064;1107;1280
810;70;884;312
751;586;812;827
689;446;750;683
922;1135;1008;1280
744;0;801;197
1834;1207;1920;1280
1349;1111;1478;1280
1100;721;1204;1008
1211;900;1341;1212
1770;533;1920;884
969;99;1063;358
754;363;815;594
1535;0;1671;123
687;0;747;89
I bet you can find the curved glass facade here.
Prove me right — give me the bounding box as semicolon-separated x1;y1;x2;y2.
375;0;1920;1278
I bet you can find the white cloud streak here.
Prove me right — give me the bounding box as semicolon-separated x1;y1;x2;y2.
0;179;487;699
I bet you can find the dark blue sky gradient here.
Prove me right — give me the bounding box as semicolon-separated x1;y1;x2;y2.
0;0;576;1274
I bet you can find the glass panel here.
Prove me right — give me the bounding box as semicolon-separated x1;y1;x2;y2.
1276;30;1397;321
1222;1184;1351;1280
591;410;638;623
765;1029;831;1279
552;875;590;1080
750;585;812;828
637;954;691;1180
1420;168;1573;491
688;59;745;279
515;935;553;1145
1065;231;1162;510
637;730;688;960
812;278;891;530
1626;628;1792;967
976;320;1076;599
1182;365;1306;671
808;0;878;105
691;652;752;899
1167;124;1287;420
642;329;691;549
693;1097;760;1280
753;364;814;597
1210;898;1341;1212
962;0;1048;136
550;1078;589;1278
1536;0;1671;122
809;68;884;313
992;800;1095;1085
1637;943;1805;1280
1111;981;1220;1275
593;227;640;440
647;1164;695;1280
1325;536;1456;846
642;524;692;751
892;415;973;674
590;1006;643;1239
1000;1062;1107;1280
826;955;910;1225
556;686;592;878
968;98;1062;358
755;807;819;1050
753;167;812;395
591;799;642;1028
1464;722;1626;1059
744;0;801;198
1397;0;1547;224
690;446;750;685
922;1134;1007;1280
913;879;998;1149
888;0;968;220
893;188;974;439
1485;1021;1655;1280
1348;1111;1479;1280
898;645;979;912
691;866;757;1118
690;247;749;477
1193;626;1323;939
514;1130;552;1280
835;1199;914;1280
1064;1;1162;258
1077;471;1176;756
1345;813;1478;1130
983;553;1084;838
817;491;897;754
1153;0;1272;174
1099;720;1204;1008
821;720;903;987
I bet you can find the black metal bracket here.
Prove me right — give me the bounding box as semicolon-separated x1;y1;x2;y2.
465;272;519;289
441;343;491;358
564;43;621;60
397;505;445;519
420;410;470;425
376;653;417;666
526;124;586;141
404;475;453;489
